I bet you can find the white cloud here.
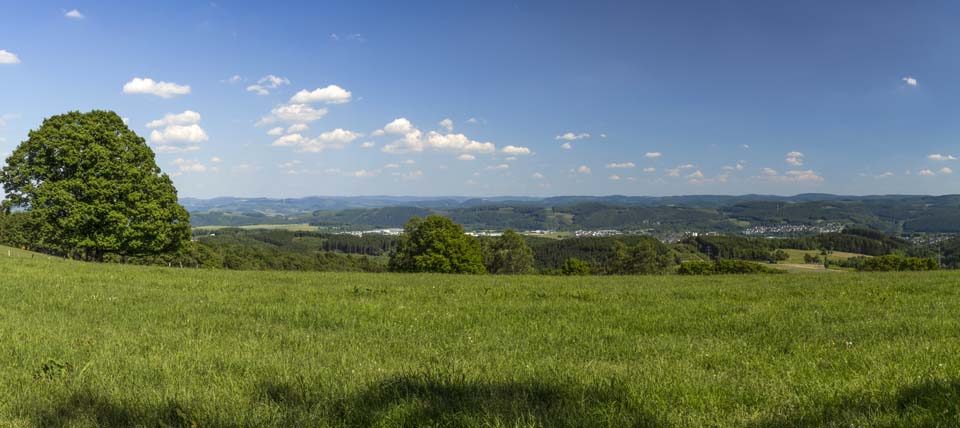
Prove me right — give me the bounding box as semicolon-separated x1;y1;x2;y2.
267;127;285;136
271;128;361;152
170;158;207;174
146;110;201;128
486;164;510;170
377;118;495;154
903;76;918;87
148;111;208;153
352;169;379;177
257;104;328;125
722;163;746;171
246;75;290;95
457;154;476;161
642;167;656;173
210;156;222;163
686;170;704;179
608;175;621;181
394;170;424;180
576;165;591;174
754;169;824;183
560;142;573;150
555;132;590;141
360;141;375;148
875;172;894;179
65;9;84;19
666;168;681;177
223;75;242;84
919;169;935;176
677;163;695;170
940;167;954;175
150;124;208;145
383;163;400;169
785;151;804;166
440;118;454;132
606;162;635;169
287;123;309;133
600;133;608;138
644;152;662;158
0;50;20;64
502;145;532;155
289;84;352;104
123;77;191;98
532;172;545;180
928;154;957;161
466;117;480;124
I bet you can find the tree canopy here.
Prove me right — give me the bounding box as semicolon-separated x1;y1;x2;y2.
481;230;534;274
0;110;190;260
388;216;485;274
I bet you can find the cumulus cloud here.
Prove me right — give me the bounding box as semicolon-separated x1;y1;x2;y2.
457;154;476;161
928;154;957;161
0;50;20;64
940;167;954;175
785;151;804;166
642;167;656;173
902;76;918;87
351;169;379;178
123;77;191;98
377;118;495;154
65;9;84;19
606;162;635;169
146;110;201;128
287;123;309;133
271;128;361;152
608;175;621;181
170;158;208;175
561;142;573;150
722;163;745;171
486;164;510;170
440;118;454;132
532;172;545;180
502;145;532;155
576;165;591;174
289;84;352;104
761;168;779;176
247;75;290;95
918;169;935;176
360;141;375;148
686;170;704;179
555;132;590;141
148;111;208;153
223;75;243;84
267;127;285;136
644;152;662;158
257;104;328;125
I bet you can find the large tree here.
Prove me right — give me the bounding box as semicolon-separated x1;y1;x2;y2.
0;110;190;260
388;216;485;274
481;229;534;274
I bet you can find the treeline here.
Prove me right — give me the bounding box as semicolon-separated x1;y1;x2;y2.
682;228;918;263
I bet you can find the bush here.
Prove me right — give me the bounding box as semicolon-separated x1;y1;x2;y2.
561;258;592;276
678;260;784;275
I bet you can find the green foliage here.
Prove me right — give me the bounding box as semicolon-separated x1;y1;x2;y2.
851;254;940;272
608;240;675;275
0;111;190;260
388;216;486;274
803;253;822;264
772;249;790;262
480;230;535;274
561;258;592;275
677;260;784;275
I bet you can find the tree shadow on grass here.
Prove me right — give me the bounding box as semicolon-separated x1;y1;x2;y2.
27;389;197;428
256;370;667;428
754;379;960;428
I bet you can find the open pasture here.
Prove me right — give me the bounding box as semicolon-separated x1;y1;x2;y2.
0;248;958;427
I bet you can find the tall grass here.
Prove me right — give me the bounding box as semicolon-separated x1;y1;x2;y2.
0;249;958;427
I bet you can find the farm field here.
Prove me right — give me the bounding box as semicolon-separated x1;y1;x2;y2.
0;248;959;427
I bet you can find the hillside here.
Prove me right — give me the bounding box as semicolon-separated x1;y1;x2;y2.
1;252;959;426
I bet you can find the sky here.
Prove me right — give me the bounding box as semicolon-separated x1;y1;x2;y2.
1;0;959;198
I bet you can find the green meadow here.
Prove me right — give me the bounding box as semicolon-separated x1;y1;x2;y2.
1;246;959;427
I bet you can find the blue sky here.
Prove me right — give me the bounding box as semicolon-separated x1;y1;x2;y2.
1;0;959;198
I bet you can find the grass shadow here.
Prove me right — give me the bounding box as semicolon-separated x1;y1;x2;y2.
754;379;960;428
27;388;197;428
256;370;665;427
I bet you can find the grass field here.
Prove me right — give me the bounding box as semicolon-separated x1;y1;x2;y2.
1;247;959;427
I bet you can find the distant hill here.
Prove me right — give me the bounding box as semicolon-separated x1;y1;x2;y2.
182;194;960;234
